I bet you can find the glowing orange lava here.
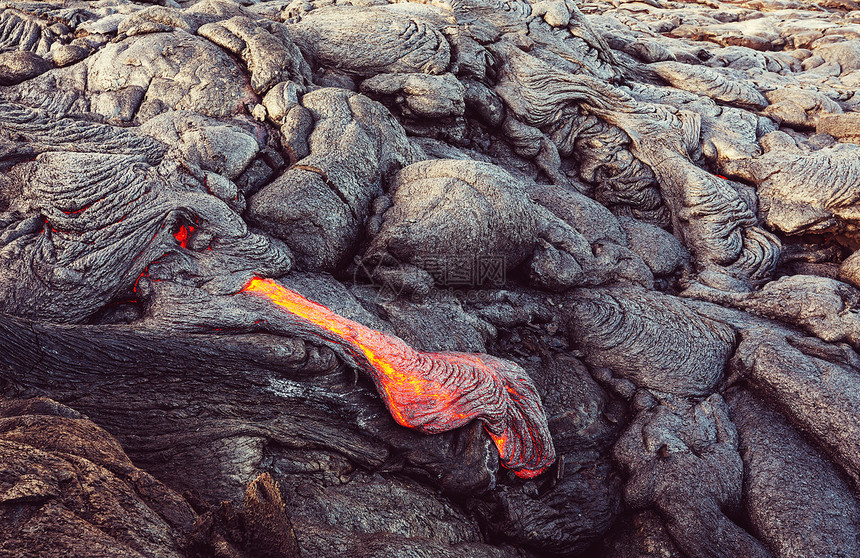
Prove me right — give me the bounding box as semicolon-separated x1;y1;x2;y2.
240;277;555;479
173;224;195;249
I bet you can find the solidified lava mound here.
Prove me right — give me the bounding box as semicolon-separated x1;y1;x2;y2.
2;0;860;555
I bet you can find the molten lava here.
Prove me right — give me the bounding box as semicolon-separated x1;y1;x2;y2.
173;223;195;249
240;277;556;479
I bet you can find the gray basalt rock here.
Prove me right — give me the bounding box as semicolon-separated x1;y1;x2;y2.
4;28;258;123
88;30;258;122
764;88;842;129
0;101;290;322
364;160;652;293
364;159;541;286
492;38;780;289
650;61;769;110
688;275;860;348
816;39;860;74
530;184;627;246
4;0;860;555
731;326;860;491
728;388;860;558
0;397;198;558
817;112;860;144
565;287;735;398
0;50;51;85
722;133;860;236
613;394;771;558
116;5;206;37
139;110;263;182
197;15;311;95
618;216;690;277
248;88;421;271
839;249;860;288
287;6;451;76
601;510;684;558
360;72;466;119
0;6;61;57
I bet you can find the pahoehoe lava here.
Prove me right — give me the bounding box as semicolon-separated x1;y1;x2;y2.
240;276;556;479
2;0;860;555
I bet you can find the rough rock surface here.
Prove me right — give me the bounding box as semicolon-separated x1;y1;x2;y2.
2;0;860;555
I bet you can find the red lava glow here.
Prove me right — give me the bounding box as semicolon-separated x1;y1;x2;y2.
240;277;555;479
61;205;89;215
173;224;195;249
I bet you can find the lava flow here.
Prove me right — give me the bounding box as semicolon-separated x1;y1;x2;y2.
240;277;556;479
173;223;195;249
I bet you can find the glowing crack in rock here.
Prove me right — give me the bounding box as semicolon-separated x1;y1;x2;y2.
240;277;556;479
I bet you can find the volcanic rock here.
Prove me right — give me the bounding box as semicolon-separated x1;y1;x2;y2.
1;0;860;555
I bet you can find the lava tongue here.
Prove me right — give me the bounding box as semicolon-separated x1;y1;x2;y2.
240;277;556;478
